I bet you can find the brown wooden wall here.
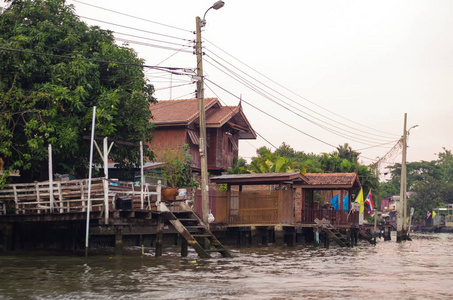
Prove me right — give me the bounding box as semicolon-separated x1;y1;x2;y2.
148;128;186;161
151;125;238;173
213;189;293;225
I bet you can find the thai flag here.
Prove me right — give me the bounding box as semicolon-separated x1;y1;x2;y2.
365;190;374;212
427;211;432;219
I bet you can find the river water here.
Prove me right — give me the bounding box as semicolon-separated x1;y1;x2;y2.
1;232;452;299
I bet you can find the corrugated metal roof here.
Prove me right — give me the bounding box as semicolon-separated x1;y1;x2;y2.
211;172;361;189
303;173;358;185
211;172;309;185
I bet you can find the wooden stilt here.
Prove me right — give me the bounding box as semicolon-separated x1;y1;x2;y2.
114;226;123;255
155;214;163;257
181;237;188;257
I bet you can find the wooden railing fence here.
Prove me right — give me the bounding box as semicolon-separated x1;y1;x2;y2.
0;178;161;222
302;209;359;225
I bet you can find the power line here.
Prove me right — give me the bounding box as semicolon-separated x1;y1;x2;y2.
203;55;388;147
204;38;399;139
115;37;192;54
204;49;397;143
204;81;277;150
79;16;191;42
154;82;194;92
0;46;193;76
70;0;192;33
205;78;337;149
114;31;192;48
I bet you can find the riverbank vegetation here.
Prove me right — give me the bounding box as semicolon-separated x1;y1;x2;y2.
228;142;380;198
380;148;453;221
0;0;156;184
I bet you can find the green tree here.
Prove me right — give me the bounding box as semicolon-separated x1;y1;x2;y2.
248;147;297;173
227;156;247;174
0;0;156;183
383;148;453;221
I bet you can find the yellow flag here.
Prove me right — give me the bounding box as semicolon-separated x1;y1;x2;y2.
407;217;410;224
433;211;437;218
355;188;364;213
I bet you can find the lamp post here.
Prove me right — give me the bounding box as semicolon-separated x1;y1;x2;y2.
196;1;225;225
397;112;418;242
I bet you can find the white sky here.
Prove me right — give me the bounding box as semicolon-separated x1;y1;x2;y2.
3;0;453;171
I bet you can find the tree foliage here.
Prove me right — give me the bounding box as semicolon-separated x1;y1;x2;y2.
240;143;379;195
0;0;156;183
383;148;453;221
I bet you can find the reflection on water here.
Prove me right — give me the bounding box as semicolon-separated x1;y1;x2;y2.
1;233;453;299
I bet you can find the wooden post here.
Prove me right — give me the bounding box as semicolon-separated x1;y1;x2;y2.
155;214;164;257
13;185;18;214
35;182;41;214
261;228;269;246
181;237;188;257
274;225;285;246
156;180;162;209
226;184;231;223
114;226;123;255
324;231;330;248
286;228;296;247
294;187;302;223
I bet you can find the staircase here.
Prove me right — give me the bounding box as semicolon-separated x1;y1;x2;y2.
358;226;377;245
315;218;352;247
160;201;232;258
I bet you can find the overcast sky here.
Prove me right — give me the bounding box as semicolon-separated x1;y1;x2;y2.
4;0;452;171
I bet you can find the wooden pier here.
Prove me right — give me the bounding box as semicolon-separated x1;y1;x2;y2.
0;173;388;255
0;178;232;257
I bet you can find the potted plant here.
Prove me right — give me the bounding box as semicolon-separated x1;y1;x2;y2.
160;144;198;200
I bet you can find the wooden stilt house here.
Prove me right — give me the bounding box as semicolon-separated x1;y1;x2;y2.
210;172;362;227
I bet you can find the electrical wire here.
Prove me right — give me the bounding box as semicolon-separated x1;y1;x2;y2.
204;38;399;139
115;37;192;54
0;46;192;75
204;49;398;142
70;0;192;33
154;82;194;91
114;31;192;48
79;16;191;42
205;78;337;148
203;56;386;147
204;81;277;150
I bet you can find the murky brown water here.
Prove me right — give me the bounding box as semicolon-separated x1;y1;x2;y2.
1;232;453;299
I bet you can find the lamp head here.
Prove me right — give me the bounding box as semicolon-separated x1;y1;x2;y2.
201;1;225;27
212;1;225;10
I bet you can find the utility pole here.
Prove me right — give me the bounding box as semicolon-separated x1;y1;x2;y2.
195;15;209;225
397;113;407;242
195;1;225;226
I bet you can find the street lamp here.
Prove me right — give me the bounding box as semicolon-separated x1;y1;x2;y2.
195;1;225;226
200;1;225;27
